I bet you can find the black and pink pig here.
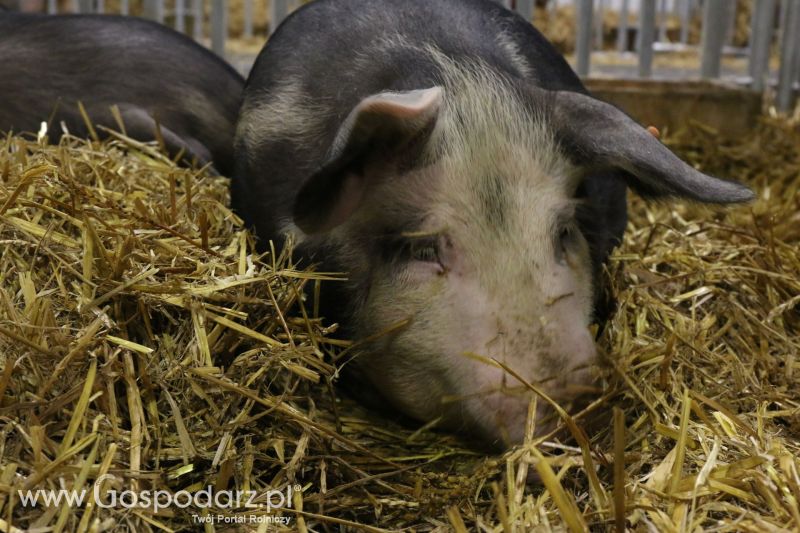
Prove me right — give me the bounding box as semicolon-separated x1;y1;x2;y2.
233;0;753;448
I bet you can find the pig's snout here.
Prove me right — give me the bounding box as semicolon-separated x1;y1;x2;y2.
544;322;598;397
467;322;599;449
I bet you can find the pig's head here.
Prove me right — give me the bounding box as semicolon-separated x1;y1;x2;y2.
288;61;753;448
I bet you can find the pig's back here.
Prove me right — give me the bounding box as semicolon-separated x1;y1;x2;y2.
0;13;244;175
248;0;583;98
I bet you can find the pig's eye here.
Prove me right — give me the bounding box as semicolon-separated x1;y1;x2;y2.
408;238;440;263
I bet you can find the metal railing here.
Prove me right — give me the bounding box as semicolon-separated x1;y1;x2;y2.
32;0;800;112
568;0;799;111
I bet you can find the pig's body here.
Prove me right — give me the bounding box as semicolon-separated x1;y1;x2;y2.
0;13;244;176
235;0;752;447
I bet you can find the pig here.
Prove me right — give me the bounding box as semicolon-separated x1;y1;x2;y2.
0;13;245;176
233;0;753;448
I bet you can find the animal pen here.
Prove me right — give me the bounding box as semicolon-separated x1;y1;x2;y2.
0;0;798;531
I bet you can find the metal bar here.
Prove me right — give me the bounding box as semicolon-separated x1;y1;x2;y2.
175;0;186;32
77;0;92;12
47;0;57;13
270;0;290;34
193;0;203;40
639;0;657;78
243;0;254;38
777;0;800;111
211;0;227;58
143;0;164;23
679;0;692;44
594;0;605;50
779;0;789;44
96;0;103;14
724;0;738;46
576;0;594;77
120;0;128;15
796;29;800;86
617;0;630;53
749;0;777;91
658;0;668;42
516;0;534;22
700;0;726;78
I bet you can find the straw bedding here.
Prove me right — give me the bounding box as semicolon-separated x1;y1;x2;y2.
0;111;797;532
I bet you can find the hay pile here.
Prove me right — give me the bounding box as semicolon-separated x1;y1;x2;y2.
0;112;797;532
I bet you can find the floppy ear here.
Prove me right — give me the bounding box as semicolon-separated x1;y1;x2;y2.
293;87;442;234
549;90;754;203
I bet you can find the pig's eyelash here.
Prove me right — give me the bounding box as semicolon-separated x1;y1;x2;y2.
407;238;440;263
379;233;442;264
399;228;445;239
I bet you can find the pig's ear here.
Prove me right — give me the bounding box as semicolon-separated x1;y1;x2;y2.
293;87;443;234
550;90;754;203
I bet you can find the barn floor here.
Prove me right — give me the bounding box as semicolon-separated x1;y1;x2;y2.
0;112;797;532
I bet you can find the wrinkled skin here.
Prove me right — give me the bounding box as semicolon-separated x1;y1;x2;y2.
234;0;753;449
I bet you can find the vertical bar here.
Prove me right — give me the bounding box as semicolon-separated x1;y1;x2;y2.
175;0;186;32
243;0;254;38
658;0;669;43
96;0;104;14
617;0;630;53
143;0;164;23
777;0;800;111
576;0;594;77
724;1;738;46
795;31;800;87
120;0;128;15
749;0;777;91
516;0;534;22
779;0;789;44
639;0;656;77
595;0;605;50
211;0;227;58
700;0;726;78
193;0;203;40
47;0;57;13
72;0;79;12
77;0;92;12
679;0;691;44
270;0;290;34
